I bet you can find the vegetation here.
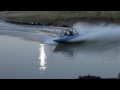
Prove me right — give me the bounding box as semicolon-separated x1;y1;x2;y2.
1;11;120;26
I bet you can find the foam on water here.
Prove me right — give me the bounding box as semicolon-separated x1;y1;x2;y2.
0;21;59;44
71;22;120;43
1;21;120;44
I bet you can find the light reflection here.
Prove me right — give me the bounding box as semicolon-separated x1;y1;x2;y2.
38;44;47;74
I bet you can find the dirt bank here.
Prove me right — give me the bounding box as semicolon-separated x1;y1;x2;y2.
0;11;120;27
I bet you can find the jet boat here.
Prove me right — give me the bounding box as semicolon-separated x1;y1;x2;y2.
53;28;85;44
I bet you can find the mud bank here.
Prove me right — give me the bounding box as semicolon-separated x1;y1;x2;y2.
1;11;120;27
1;17;118;27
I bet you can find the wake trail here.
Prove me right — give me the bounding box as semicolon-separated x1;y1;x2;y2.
0;21;59;44
1;21;120;44
71;22;120;43
85;29;120;42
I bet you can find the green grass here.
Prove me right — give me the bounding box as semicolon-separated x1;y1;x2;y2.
1;11;120;26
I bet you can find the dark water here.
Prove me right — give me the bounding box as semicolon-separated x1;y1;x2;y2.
1;21;120;79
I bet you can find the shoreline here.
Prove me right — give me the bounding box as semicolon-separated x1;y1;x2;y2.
1;11;120;27
1;17;119;27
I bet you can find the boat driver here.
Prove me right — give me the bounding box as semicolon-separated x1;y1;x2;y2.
64;29;74;36
68;30;74;36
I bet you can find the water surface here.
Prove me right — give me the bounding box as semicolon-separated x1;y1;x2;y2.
0;21;120;79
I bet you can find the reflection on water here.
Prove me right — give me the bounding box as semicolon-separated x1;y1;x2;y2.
54;44;75;57
59;51;74;57
53;41;120;58
38;44;47;74
67;51;74;57
53;43;86;57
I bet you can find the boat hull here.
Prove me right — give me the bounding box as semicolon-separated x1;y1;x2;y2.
53;35;85;44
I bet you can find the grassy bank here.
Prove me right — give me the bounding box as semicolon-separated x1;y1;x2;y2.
0;11;120;26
